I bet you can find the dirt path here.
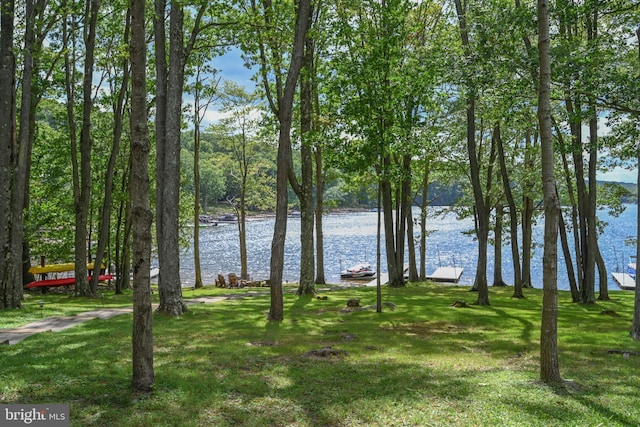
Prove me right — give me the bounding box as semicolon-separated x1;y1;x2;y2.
0;294;266;346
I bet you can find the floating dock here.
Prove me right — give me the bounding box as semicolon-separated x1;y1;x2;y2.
612;272;636;290
426;266;464;283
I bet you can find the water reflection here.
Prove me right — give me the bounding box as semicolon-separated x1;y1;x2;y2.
179;205;638;291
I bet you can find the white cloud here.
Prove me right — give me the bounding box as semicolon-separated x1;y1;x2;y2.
597;167;637;184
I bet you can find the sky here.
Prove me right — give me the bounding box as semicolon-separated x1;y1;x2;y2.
597;167;637;184
208;49;637;184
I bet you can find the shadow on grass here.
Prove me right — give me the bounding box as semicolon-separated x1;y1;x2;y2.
2;284;640;426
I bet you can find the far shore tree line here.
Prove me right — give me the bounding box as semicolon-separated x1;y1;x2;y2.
1;0;639;390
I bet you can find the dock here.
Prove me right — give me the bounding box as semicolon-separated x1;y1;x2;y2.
612;272;636;290
426;266;464;283
365;273;388;287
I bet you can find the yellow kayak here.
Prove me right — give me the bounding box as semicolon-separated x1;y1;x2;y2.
29;262;104;275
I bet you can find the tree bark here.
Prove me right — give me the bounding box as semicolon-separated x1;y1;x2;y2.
115;158;132;294
0;0;17;308
267;0;313;320
454;0;489;305
381;156;403;287
153;0;209;315
71;0;100;297
153;0;167;292
596;242;609;301
130;0;154;391
555;128;581;302
193;120;203;288
631;26;640;340
521;129;535;289
493;204;507;287
314;145;326;285
584;5;600;305
157;1;187;315
558;202;580;302
296;11;316;295
91;8;130;294
538;0;562;384
495;123;522;293
419;160;430;280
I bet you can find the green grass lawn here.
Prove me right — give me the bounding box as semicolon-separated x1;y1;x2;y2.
2;282;640;426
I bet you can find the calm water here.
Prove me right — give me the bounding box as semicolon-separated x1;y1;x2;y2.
179;205;638;290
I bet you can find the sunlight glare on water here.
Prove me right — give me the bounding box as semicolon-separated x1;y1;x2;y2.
179;205;638;291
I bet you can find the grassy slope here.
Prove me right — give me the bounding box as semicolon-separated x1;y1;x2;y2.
2;283;640;426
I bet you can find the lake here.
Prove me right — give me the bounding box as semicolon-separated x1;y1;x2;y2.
179;205;638;291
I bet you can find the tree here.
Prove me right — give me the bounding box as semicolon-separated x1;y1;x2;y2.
328;0;426;289
217;81;261;281
0;0;17;308
632;26;640;340
454;0;490;305
72;0;100;297
188;63;219;288
154;0;213;315
244;0;312;320
90;2;131;294
538;0;562;385
293;4;316;295
154;0;187;315
130;0;154;392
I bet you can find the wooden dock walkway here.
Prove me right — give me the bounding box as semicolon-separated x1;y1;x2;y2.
426;266;464;283
612;272;636;290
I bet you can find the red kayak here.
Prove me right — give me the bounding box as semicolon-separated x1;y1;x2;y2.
26;274;114;289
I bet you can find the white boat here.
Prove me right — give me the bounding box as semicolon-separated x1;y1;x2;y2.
340;263;376;280
627;255;636;277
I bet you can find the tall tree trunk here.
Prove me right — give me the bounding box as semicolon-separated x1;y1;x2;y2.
239;183;248;280
538;0;562;384
91;9;130;294
193;122;202;288
158;1;186;315
455;0;489;305
381;156;403;287
192;69;204;288
596;242;609;301
584;4;600;305
419;160;430;280
296;11;315;295
399;154;412;283
496;123;522;294
157;2;207;302
565;97;589;300
0;0;17;308
521;129;535;289
558;203;580;302
115;158;131;294
8;0;44;306
314;145;326;285
493;204;507;287
631;26;640;340
556;124;581;302
407;199;418;283
267;0;312;320
153;0;167;293
72;0;100;297
130;0;154;391
312;35;325;286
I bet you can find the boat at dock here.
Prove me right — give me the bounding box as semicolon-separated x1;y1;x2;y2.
340;263;376;280
612;255;636;290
